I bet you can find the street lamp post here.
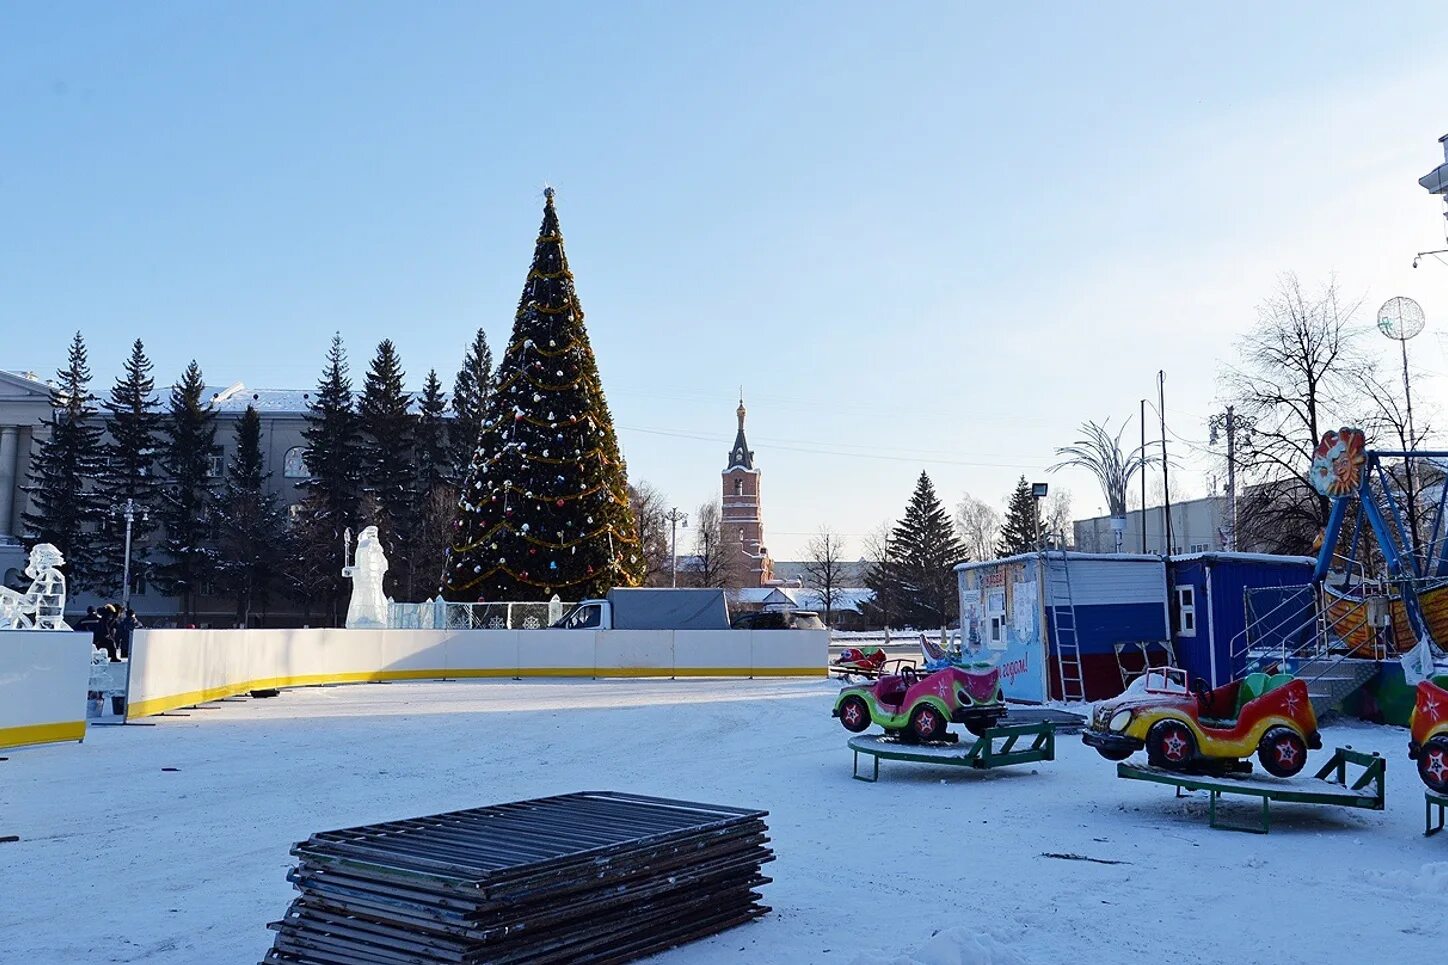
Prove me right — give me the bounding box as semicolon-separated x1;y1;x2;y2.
113;497;146;612
663;508;688;587
1209;407;1254;552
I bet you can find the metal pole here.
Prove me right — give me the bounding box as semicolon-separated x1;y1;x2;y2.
1225;406;1237;552
1159;371;1172;556
121;499;135;611
663;508;687;587
1140;399;1147;553
1401;337;1421;561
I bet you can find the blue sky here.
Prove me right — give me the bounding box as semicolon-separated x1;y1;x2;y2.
5;3;1448;558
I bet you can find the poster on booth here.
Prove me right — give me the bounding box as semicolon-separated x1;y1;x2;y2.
960;562;1047;703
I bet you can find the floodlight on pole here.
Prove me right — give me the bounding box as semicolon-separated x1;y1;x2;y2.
1030;482;1048;549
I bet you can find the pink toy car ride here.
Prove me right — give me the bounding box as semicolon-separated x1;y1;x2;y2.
833;664;1006;742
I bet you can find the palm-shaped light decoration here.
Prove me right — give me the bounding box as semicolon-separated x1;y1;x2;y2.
1049;419;1155;553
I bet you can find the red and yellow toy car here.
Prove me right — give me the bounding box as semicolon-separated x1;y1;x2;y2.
1083;668;1322;777
1409;679;1448;791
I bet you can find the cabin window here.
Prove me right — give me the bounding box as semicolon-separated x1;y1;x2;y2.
1175;585;1197;637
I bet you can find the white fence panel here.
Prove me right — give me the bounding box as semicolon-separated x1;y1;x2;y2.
674;631;749;675
595;630;673;676
443;631;521;676
0;630;92;750
518;629;596;675
751;629;830;675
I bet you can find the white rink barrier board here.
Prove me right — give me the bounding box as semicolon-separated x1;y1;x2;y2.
0;630;93;750
125;627;828;718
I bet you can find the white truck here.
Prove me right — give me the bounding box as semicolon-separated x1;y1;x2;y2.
552;588;731;631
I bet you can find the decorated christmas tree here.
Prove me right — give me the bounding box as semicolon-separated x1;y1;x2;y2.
442;189;644;601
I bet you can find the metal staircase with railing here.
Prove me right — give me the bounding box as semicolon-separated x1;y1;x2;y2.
1046;554;1086;703
1233;580;1387;720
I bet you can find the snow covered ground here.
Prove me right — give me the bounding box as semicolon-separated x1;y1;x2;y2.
0;678;1437;964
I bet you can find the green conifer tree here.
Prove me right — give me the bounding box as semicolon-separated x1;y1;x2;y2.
442;189;644;601
217;406;290;625
358;339;416;597
21;332;107;590
861;472;964;629
997;476;1043;557
99;338;162;594
153;360;218;620
452;327;494;476
298;334;362;624
411;370;455;600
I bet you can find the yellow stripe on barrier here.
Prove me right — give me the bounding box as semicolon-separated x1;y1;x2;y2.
0;720;86;751
126;665;828;719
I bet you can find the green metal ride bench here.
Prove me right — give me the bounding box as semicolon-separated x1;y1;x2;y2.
847;722;1055;783
1117;746;1385;833
1426;788;1448;837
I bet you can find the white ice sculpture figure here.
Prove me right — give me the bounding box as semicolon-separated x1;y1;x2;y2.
342;526;390;629
0;543;70;630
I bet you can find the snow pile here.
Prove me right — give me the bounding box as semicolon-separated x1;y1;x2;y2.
852;928;1033;965
1365;861;1448;897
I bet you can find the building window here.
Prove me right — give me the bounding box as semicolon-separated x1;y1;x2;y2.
1189;542;1208;553
1175;585;1197;637
734;479;743;496
207;452;225;478
283;446;309;479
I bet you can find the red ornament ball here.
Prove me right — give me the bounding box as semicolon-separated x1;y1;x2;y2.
555;498;565;507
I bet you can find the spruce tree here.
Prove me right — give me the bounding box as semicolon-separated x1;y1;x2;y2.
217;406;289;626
452;327;494;476
411;370;455;600
21;332;107;590
358;339;416;598
861;472;964;629
153;360;218;619
442;189;644;601
997;476;1043;556
99;338;162;592
415;369;451;494
892;472;965;629
299;334;363;623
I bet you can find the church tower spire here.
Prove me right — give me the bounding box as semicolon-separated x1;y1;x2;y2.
721;392;770;585
728;391;754;470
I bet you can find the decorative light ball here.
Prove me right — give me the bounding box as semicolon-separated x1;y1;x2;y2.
556;498;565;507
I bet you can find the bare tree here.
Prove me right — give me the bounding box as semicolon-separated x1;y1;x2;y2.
955;493;1002;562
1044;490;1072;549
801;527;848;626
859;521;893;633
1351;362;1435;560
690;499;739;589
1220;274;1368;555
628;481;673;586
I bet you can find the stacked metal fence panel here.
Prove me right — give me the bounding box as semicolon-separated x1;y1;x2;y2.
261;791;773;964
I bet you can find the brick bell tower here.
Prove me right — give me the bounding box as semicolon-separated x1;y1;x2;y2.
721;394;773;586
